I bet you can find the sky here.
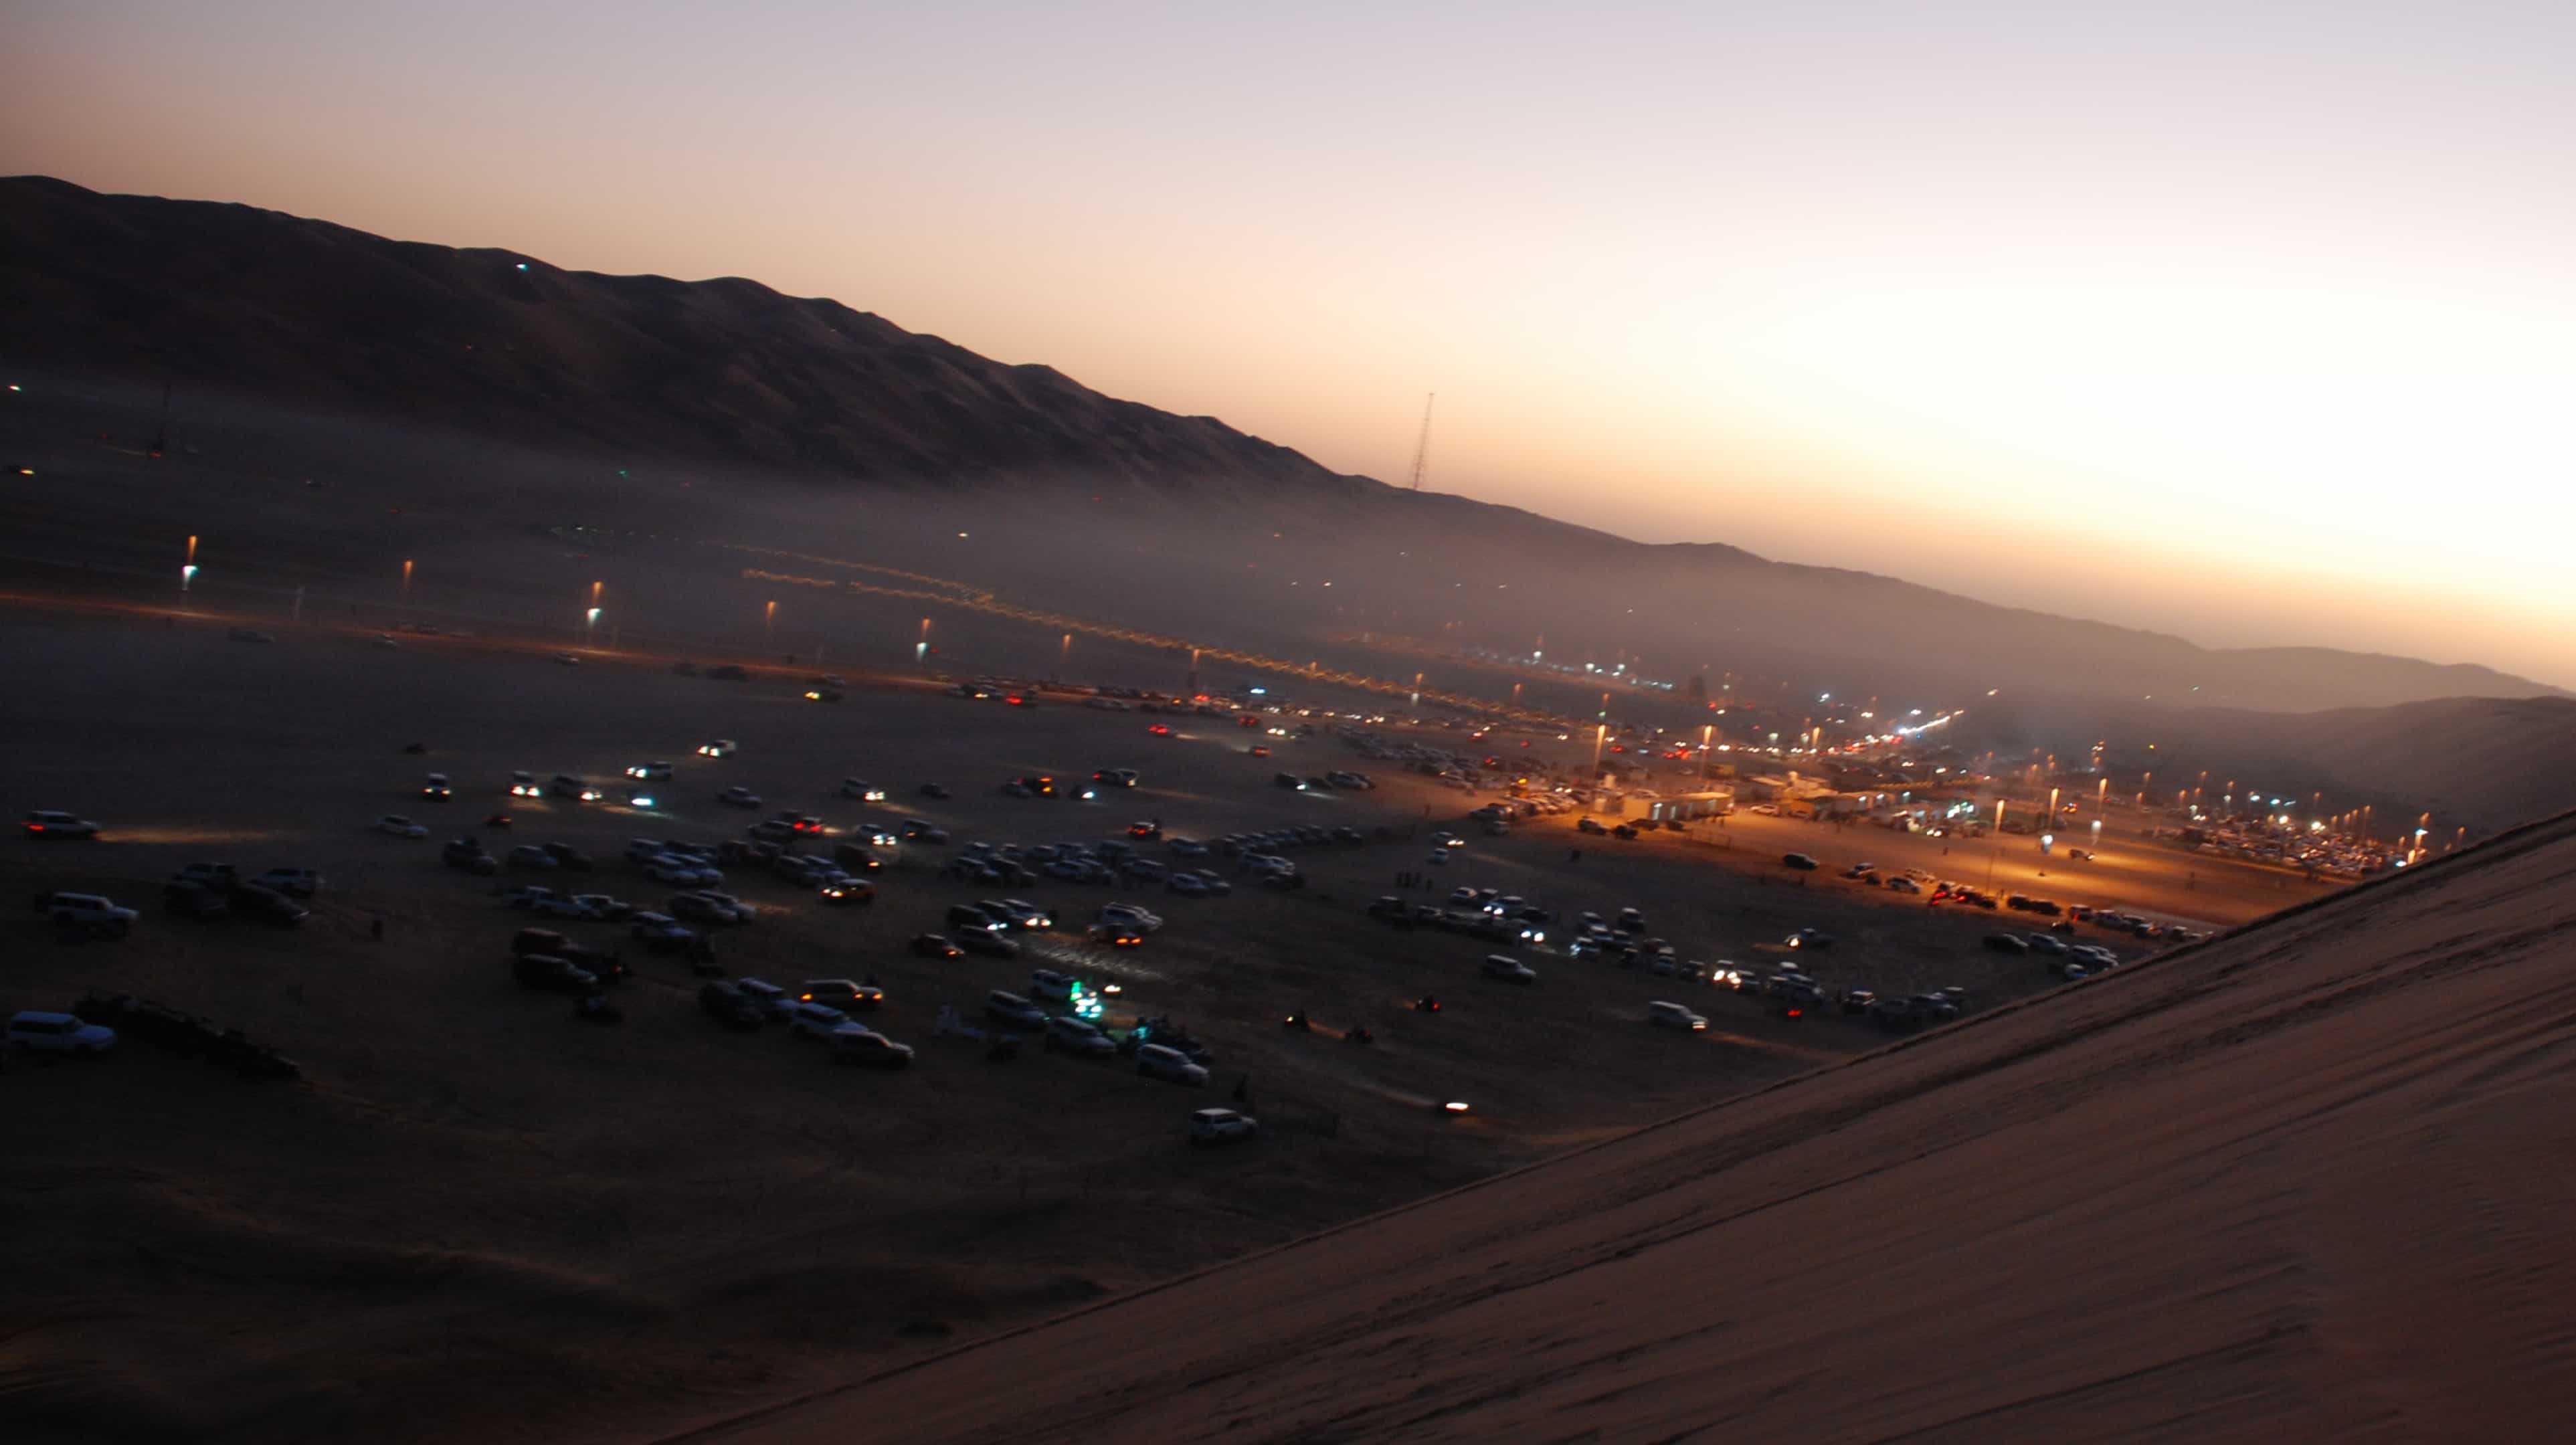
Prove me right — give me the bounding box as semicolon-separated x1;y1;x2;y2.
9;1;2575;684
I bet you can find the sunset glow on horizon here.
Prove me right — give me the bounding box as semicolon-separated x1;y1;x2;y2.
9;1;2573;684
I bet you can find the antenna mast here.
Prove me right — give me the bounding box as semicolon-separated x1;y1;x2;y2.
1407;392;1435;492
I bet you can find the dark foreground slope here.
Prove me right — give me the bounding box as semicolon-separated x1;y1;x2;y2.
684;813;2576;1444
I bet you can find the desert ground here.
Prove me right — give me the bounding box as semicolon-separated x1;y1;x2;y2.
0;598;2302;1444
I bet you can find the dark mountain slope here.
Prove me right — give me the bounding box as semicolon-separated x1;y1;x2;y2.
3;176;2560;710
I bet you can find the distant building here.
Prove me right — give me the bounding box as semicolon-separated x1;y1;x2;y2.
1644;790;1735;822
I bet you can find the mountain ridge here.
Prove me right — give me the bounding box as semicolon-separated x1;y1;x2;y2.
2;174;2563;707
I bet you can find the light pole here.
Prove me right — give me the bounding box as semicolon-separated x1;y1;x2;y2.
401;558;413;612
917;617;931;665
181;534;198;595
763;599;777;637
1989;799;2007;886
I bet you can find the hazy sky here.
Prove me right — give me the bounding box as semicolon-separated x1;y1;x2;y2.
10;1;2575;684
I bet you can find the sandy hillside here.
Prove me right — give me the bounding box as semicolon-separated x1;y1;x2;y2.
680;809;2576;1444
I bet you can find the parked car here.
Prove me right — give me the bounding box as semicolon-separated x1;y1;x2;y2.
670;892;748;925
785;1001;851;1040
254;866;323;897
163;880;231;919
956;927;1021;958
735;977;794;1021
1647;1001;1709;1031
1782;852;1819;870
911;934;965;960
1135;1042;1209;1085
23;809;101;840
698;981;766;1029
1189;1107;1260;1144
632;912;696;952
443;838;498;874
984;991;1050;1030
229;883;308;927
798;978;885;1012
7;1009;117;1054
33;891;136;935
828;1027;915;1068
375;814;430;839
1044;1015;1117;1056
1479;954;1538;985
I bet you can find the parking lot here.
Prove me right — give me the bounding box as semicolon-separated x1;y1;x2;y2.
2;611;2231;1440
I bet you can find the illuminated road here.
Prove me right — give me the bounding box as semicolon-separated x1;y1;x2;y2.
720;542;1584;727
1641;809;2321;930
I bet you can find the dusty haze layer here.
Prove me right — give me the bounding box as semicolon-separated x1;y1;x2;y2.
11;4;2576;680
1;179;2565;714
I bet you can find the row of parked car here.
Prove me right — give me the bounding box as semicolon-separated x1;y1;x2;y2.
957;983;1218;1087
695;977;915;1066
52;993;301;1078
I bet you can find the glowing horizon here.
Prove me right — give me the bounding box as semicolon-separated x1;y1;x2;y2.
7;1;2573;686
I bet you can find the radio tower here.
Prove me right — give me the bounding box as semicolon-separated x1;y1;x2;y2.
1407;392;1435;492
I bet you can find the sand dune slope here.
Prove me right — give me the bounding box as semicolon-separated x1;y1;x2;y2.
679;812;2576;1444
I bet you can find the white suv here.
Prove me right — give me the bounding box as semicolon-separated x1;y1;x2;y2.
1098;902;1164;934
1189;1107;1259;1144
35;892;137;935
1135;1043;1208;1086
1647;1001;1709;1031
23;810;100;839
8;1010;117;1054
